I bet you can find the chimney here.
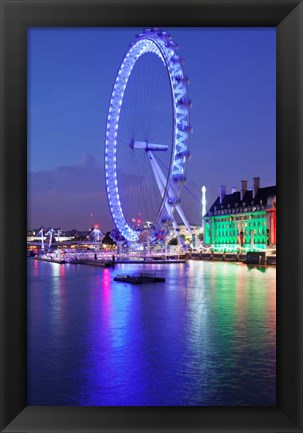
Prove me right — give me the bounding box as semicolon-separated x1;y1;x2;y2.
231;187;237;194
220;185;226;204
241;180;247;201
253;177;260;199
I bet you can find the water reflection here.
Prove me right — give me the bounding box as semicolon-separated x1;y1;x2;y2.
33;257;39;276
27;259;276;406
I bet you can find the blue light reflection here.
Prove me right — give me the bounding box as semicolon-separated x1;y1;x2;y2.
27;259;276;406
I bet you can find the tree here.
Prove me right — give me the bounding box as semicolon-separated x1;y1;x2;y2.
74;232;89;242
102;232;116;246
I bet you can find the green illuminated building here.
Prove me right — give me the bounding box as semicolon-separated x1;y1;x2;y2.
203;178;276;252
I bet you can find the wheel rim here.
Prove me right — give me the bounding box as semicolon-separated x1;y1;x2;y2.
105;28;191;242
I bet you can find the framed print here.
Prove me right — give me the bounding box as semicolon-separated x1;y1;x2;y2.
27;25;277;408
0;0;302;432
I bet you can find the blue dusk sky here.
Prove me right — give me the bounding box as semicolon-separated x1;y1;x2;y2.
28;27;276;232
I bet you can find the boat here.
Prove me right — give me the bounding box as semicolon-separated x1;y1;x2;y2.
35;256;65;264
84;260;115;268
114;273;166;284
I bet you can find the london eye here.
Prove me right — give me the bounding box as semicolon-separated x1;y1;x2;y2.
105;28;193;243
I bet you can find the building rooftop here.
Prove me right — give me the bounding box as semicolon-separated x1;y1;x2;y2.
207;184;276;216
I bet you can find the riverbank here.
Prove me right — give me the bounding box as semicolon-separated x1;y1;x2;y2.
188;252;276;265
34;252;276;266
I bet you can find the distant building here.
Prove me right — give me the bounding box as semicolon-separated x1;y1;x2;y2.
203;177;276;252
175;224;201;238
27;228;77;243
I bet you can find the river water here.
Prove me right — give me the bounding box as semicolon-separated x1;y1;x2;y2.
27;258;276;406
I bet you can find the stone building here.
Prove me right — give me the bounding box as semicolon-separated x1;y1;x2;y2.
203;177;276;252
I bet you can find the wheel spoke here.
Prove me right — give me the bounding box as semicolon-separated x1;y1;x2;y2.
104;28;191;242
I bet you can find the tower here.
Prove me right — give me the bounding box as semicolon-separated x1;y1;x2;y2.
201;185;206;231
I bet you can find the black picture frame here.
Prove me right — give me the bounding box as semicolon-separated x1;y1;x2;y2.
0;0;302;432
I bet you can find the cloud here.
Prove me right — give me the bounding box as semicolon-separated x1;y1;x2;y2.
28;154;112;231
28;153;202;232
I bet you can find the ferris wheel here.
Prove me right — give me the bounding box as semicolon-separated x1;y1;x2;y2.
104;28;194;243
